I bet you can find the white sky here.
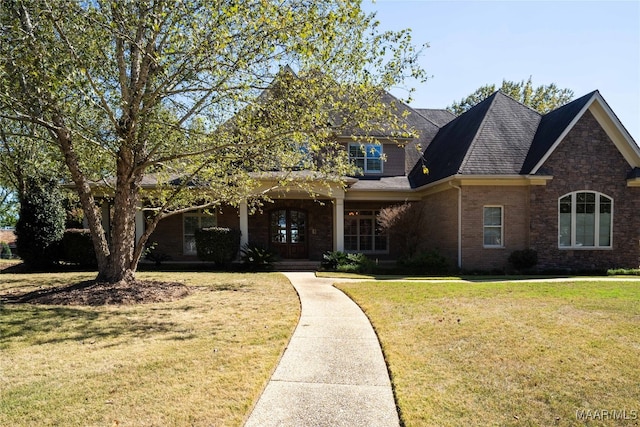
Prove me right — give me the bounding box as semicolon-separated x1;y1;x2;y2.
363;0;640;144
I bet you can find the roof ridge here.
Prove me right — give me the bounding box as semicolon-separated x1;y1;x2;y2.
495;89;543;117
412;108;455;128
458;91;501;173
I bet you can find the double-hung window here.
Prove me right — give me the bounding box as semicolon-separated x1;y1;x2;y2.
483;206;503;247
348;143;383;174
559;191;612;248
183;210;217;255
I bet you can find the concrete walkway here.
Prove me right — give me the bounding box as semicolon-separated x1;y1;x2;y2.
244;272;399;427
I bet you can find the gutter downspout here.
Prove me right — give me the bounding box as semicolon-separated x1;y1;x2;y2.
449;181;462;269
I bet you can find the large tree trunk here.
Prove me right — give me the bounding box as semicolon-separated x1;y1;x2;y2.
95;146;142;284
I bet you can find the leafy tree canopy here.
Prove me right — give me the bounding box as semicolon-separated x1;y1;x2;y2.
448;77;574;115
0;0;426;283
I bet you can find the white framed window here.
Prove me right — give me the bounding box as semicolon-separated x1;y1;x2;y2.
183;210;217;255
344;210;388;253
348;143;383;174
558;191;612;248
483;206;503;247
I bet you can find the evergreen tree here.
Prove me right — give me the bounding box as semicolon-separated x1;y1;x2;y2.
15;179;65;268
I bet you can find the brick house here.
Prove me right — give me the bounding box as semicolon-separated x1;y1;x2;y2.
134;89;640;271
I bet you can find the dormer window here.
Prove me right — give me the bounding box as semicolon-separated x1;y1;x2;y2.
348;143;383;174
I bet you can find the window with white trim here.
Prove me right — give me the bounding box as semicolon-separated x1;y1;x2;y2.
183;210;217;255
483;206;503;247
344;210;388;252
348;143;383;174
559;191;612;248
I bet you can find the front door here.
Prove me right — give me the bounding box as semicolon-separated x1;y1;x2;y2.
270;209;308;259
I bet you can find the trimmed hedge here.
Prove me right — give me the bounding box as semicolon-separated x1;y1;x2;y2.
195;227;241;266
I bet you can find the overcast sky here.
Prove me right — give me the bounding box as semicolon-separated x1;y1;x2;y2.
362;0;640;144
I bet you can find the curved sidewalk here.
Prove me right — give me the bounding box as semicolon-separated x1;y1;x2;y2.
244;272;399;427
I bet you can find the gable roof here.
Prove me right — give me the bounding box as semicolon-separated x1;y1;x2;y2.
520;91;596;174
408;89;640;189
525;90;640;174
408;91;541;187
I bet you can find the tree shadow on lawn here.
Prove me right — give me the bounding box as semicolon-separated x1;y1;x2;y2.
1;302;198;346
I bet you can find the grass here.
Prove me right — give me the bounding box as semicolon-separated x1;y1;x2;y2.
335;279;640;427
0;271;299;427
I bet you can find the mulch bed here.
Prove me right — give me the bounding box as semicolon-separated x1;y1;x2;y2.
1;280;192;306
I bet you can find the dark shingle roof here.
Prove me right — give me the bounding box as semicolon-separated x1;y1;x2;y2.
414;109;456;127
409;91;542;187
408;90;607;189
520;91;597;174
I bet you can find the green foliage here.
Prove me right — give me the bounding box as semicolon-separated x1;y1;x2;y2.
0;188;19;227
607;268;640;276
0;1;425;283
322;251;374;273
398;250;450;275
60;229;97;266
240;243;278;271
448;77;574;115
321;250;349;270
195;227;241;266
0;241;12;259
508;249;538;271
15;179;66;268
144;242;172;267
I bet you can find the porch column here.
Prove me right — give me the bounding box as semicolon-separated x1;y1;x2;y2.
239;200;249;249
135;204;144;246
333;195;344;252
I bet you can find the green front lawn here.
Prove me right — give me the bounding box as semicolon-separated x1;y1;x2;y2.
336;279;640;426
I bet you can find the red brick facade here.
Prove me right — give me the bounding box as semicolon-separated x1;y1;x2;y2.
529;111;640;270
145;107;639;271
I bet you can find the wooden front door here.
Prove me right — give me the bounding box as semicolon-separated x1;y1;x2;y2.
270;209;308;259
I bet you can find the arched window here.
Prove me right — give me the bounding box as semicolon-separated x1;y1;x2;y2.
558;191;612;248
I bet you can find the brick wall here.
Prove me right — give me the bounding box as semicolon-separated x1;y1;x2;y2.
418;188;459;265
459;186;530;271
530;110;640;270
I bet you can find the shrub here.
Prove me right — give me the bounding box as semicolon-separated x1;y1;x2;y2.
60;229;97;266
240;243;278;271
508;249;538;271
377;202;424;259
15;178;66;268
144;242;172;266
322;251;375;274
607;268;640;276
0;241;11;259
398;250;450;275
321;251;349;270
195;227;241;266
